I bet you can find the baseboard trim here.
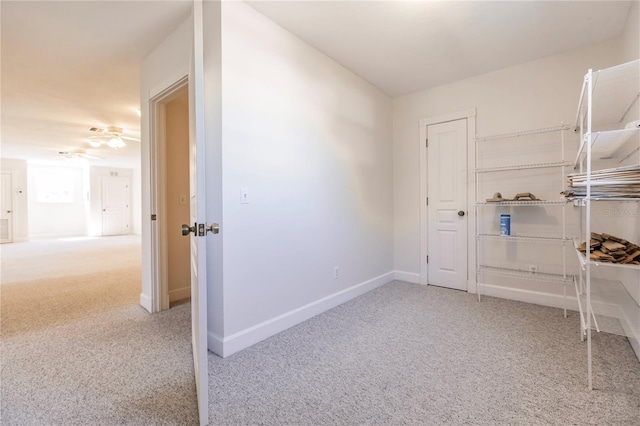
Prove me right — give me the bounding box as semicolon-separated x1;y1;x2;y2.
210;271;395;358
139;293;152;313
394;270;420;284
479;283;579;312
169;286;191;303
208;332;224;357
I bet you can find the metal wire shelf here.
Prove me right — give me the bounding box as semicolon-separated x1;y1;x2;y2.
477;234;571;245
475;161;571;173
477;200;569;206
477;265;573;284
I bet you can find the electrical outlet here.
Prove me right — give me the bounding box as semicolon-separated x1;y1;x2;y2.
334;266;339;279
529;265;538;274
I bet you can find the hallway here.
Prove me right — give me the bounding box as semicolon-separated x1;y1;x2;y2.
0;236;198;424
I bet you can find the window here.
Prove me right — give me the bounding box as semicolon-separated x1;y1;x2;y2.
36;170;75;203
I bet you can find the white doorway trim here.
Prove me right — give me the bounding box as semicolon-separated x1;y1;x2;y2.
1;172;14;244
419;108;477;292
149;75;189;313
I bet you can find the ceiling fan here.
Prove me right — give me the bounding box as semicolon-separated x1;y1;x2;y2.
58;148;100;161
86;126;139;149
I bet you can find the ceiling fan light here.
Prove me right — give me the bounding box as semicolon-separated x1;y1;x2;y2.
107;137;125;149
88;140;102;148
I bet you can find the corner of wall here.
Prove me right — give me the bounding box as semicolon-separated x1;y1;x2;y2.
214;271;395;358
622;1;640;61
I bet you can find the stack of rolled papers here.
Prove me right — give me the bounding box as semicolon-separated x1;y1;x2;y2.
563;165;640;199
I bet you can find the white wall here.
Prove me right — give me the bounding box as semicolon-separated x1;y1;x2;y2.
0;158;28;241
131;165;142;235
27;163;87;238
622;1;640;62
393;38;625;297
213;2;393;356
139;17;192;312
88;166;134;236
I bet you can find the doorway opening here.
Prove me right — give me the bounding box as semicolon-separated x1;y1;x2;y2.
150;77;190;311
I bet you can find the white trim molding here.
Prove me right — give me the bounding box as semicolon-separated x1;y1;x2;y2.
139;293;152;312
208;271;395;358
394;271;421;284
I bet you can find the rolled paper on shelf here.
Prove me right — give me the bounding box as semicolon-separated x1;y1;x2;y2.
624;120;640;129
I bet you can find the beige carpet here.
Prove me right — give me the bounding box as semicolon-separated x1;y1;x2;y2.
1;236;198;425
209;281;640;425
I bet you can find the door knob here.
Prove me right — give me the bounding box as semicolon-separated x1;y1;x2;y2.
181;224;196;236
6;210;11;213
206;223;220;234
458;210;465;217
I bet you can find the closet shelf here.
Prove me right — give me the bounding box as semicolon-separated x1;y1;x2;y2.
477;234;570;244
476;161;570;173
570;197;640;203
477;265;572;284
574;59;640;132
573;242;640;271
476;125;569;142
573;59;640;390
573;128;640;169
576;278;640;338
477;200;568;206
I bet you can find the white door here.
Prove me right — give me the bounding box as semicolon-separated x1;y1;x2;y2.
187;1;208;424
427;119;468;290
1;173;13;243
101;178;130;236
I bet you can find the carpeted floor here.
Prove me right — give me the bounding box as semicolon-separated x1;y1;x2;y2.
208;281;640;425
1;236;199;425
3;237;639;425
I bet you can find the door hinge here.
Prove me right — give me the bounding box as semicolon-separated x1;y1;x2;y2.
426;197;429;206
426;255;429;264
151;214;157;221
425;138;428;148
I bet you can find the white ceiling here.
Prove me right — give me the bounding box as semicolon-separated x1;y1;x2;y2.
248;0;633;97
1;0;192;168
1;1;634;168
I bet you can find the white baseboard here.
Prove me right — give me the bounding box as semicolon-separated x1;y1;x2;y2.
479;283;579;312
393;270;420;284
139;293;152;313
208;332;224;357
209;271;395;358
169;286;191;302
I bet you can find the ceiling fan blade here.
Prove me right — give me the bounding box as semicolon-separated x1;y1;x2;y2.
120;136;140;142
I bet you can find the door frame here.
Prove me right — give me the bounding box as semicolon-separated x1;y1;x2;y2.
1;171;14;244
149;75;189;312
419;108;476;292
